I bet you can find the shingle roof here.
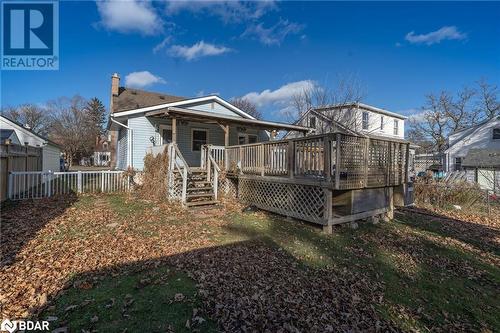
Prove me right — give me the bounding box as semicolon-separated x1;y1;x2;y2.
112;87;186;112
463;149;500;168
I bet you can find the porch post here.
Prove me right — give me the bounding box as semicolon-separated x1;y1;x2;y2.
224;125;229;147
172;117;177;143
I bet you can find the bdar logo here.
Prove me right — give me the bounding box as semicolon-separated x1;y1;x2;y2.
1;319;16;333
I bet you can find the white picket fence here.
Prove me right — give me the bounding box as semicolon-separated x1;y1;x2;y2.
8;170;129;200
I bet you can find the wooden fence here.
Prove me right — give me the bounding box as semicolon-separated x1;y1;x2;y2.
0;144;42;201
8;170;129;200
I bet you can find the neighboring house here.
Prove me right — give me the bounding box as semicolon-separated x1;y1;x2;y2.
445;116;500;192
0;129;21;145
93;135;111;167
286;103;407;140
0;115;62;171
444;116;500;172
107;73;310;170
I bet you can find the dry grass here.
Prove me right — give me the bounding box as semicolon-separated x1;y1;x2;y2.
137;150;170;201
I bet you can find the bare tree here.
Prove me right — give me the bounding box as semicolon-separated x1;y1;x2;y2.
1;104;51;136
476;78;500;119
48;96;94;166
230;97;262;119
408;78;499;152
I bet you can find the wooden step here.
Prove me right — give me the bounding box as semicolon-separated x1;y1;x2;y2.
186;200;219;207
187;186;213;192
187;193;214;199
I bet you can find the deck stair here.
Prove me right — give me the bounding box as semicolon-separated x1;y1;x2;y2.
174;168;219;208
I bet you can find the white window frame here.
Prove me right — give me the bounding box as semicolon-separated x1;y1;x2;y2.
362;112;369;130
159;124;172;145
309;116;316;128
394;119;399;135
380;116;384;130
493;128;500;140
191;128;208;152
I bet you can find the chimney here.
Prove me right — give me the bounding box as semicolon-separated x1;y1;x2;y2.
110;73;120;114
111;73;120;97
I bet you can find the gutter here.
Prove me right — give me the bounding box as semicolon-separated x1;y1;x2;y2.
110;117;133;169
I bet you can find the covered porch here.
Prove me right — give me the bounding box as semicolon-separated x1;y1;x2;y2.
146;106;311;167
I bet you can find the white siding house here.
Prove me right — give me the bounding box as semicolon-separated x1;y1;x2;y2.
0;115;61;171
287;103;407;139
444;116;500;172
107;73;309;170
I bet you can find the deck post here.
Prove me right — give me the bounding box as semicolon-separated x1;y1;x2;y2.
77;171;82;193
386;186;394;220
172;117;177;143
334;133;341;189
405;143;410;183
323;189;333;234
324;135;332;182
287;140;294;179
260;144;265;176
363;137;370;188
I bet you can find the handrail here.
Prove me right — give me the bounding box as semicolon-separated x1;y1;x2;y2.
173;143;191;174
208;154;220;200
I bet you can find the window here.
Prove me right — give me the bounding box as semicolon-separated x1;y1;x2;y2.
238;133;258;144
362;112;369;130
238;135;246;145
394;120;399;135
455;157;462;171
493;128;500;140
248;135;258;144
192;129;207;151
309;116;316;128
380;116;384;130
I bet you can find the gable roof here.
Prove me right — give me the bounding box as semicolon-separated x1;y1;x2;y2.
446;116;500;152
112;94;257;120
284;108;360;138
314;102;408;120
0;115;61;148
113;87;186;113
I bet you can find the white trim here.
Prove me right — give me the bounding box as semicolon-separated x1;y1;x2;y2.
0;115;49;146
112;95;256;120
191;128;209;152
314;102;408;120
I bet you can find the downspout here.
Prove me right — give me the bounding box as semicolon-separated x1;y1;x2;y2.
110;117;133;169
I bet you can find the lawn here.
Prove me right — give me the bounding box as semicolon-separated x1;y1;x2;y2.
1;194;498;332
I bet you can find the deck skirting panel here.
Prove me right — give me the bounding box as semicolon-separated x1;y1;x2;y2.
238;177;329;225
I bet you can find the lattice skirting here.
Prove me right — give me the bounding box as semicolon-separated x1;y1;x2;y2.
221;177;238;199
238;178;328;225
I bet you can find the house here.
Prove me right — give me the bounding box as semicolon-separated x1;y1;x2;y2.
108;73;311;170
0;115;61;171
445;116;500;192
286;103;407;139
93;135;111;167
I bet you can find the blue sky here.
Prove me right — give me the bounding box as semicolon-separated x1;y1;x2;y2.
2;1;499;121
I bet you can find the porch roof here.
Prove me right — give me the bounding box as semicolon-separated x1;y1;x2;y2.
146;106;312;133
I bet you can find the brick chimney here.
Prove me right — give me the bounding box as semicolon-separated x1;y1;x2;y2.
109;72;120;169
110;73;120;113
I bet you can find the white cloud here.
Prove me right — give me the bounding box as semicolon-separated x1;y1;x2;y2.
242;19;305;46
95;0;163;35
165;1;276;24
153;36;173;54
242;80;316;113
405;26;467;45
124;71;166;88
168;41;232;61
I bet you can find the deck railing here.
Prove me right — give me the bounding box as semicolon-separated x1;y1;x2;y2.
222;133;409;190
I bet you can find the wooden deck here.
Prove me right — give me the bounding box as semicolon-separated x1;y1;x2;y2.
170;133;410;230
